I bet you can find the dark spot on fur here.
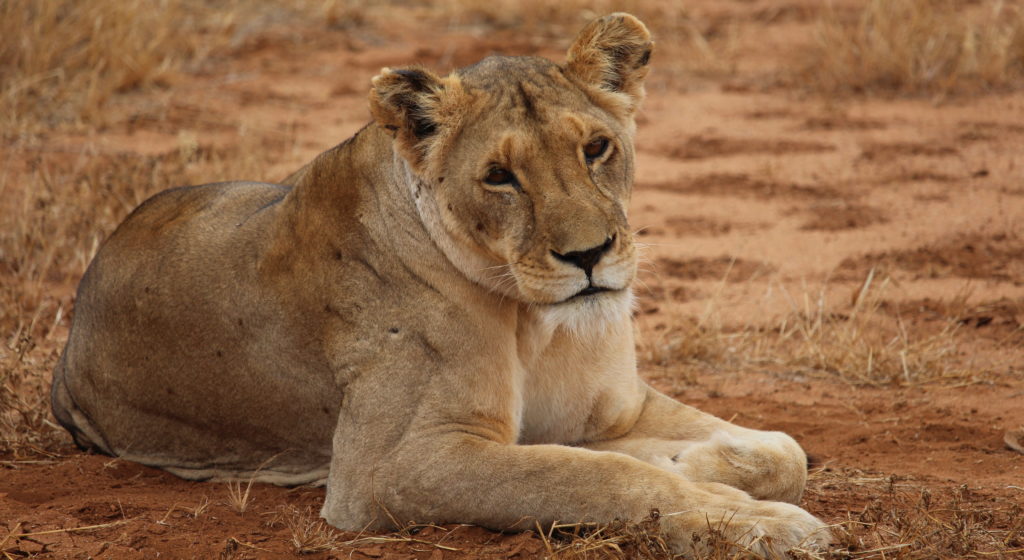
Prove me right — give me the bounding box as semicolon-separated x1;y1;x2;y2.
237;318;244;327
447;204;453;211
388;327;400;334
143;286;150;294
216;350;223;358
415;332;443;361
438;176;444;183
165;388;174;395
333;250;343;260
476;222;485;232
322;407;330;415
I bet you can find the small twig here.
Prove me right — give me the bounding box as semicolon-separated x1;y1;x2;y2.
6;519;131;539
0;522;23;551
343;535;459;551
227;536;269;552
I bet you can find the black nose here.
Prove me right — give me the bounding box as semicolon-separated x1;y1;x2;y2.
551;235;615;276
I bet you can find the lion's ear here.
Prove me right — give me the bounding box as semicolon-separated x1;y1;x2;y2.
370;67;455;169
564;13;653;120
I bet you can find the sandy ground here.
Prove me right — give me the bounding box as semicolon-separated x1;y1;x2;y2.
2;2;1023;558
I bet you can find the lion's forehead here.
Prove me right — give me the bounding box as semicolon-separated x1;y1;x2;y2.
458;56;592;120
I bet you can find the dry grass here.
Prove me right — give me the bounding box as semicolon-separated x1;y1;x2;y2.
0;0;244;134
804;469;1024;559
530;472;1024;559
283;507;341;554
225;479;255;514
640;270;981;386
803;0;1024;96
498;475;1024;560
534;516;673;560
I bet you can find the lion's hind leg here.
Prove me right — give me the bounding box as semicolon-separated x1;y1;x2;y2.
50;355;113;455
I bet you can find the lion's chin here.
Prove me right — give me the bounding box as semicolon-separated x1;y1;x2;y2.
536;287;635;339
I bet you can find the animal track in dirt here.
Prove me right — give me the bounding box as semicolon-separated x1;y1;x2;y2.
956;120;1024;143
792;201;888;231
639;173;841;200
662;134;835;160
638;283;704;308
742;108;793;120
874;169;958;184
72;502;147;524
858;141;959;162
655;256;774;282
879;297;1024;343
801;115;886;131
836;233;1024;283
663;215;768;237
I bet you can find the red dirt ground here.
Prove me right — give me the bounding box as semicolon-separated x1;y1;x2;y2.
2;2;1023;558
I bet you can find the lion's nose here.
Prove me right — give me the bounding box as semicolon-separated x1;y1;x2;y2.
551;235;615;276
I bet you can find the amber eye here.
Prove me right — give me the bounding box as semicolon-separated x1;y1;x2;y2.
483;167;516;186
583;137;610;161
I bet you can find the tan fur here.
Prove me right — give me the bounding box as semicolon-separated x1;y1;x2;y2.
51;14;829;557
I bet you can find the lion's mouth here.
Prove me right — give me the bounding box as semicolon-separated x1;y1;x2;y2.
564;284;613;301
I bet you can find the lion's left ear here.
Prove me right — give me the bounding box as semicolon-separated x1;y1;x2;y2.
564;13;653;121
370;67;463;171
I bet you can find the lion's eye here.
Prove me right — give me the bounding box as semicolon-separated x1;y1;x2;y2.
583;137;610;161
483;167;516;186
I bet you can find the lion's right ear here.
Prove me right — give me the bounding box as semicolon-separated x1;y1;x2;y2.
370;67;462;171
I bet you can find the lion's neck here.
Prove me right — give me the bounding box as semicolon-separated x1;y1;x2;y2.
271;124;513;314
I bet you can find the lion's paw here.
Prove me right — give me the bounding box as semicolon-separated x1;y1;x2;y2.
663;498;830;559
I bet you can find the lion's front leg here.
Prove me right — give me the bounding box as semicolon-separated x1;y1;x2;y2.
583;387;810;504
327;431;828;558
320;363;828;558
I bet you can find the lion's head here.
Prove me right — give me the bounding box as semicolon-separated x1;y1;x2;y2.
369;14;652;329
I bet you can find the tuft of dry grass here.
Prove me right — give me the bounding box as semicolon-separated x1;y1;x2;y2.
802;0;1024;96
639;270;981;386
537;515;673;560
284;507;341;554
225;479;255;514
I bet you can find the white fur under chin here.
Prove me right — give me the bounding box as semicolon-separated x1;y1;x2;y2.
536;288;635;341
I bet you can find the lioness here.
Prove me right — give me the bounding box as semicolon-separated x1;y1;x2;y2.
51;13;829;556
